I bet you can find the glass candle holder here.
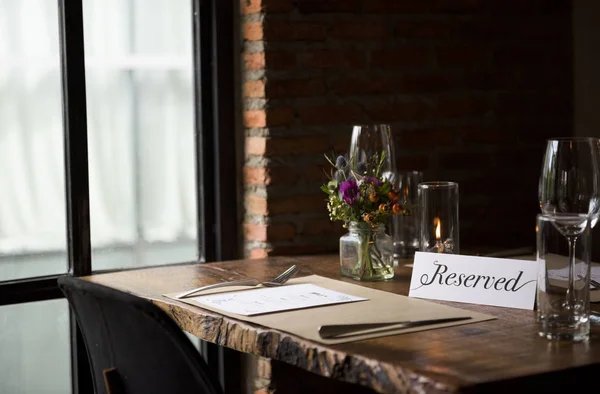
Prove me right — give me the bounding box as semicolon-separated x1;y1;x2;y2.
418;182;459;254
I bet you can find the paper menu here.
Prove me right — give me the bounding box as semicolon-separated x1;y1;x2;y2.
548;264;600;285
510;254;600;286
188;283;367;316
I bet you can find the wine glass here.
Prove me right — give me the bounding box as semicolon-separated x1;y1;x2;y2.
538;137;600;308
349;124;396;182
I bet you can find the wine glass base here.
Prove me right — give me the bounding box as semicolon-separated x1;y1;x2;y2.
538;313;590;342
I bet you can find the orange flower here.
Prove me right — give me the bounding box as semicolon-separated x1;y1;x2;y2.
392;203;404;215
368;191;379;203
378;203;389;213
387;190;399;201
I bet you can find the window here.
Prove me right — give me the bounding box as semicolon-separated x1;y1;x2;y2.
0;1;238;392
0;0;66;280
81;0;198;270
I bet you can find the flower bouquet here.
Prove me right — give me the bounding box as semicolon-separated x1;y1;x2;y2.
321;152;412;281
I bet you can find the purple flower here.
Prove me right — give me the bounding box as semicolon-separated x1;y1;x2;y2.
362;177;382;186
339;179;359;205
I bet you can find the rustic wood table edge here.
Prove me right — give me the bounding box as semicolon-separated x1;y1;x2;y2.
82;253;600;394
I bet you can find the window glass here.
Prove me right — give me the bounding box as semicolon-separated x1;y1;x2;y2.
0;0;67;281
82;0;199;270
0;300;71;394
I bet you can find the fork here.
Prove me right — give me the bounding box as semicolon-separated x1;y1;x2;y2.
176;264;300;299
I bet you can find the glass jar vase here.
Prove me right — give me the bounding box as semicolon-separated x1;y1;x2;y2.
339;222;394;281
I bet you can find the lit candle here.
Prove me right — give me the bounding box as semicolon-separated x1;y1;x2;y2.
433;217;444;253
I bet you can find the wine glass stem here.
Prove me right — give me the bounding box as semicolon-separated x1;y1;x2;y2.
566;235;578;307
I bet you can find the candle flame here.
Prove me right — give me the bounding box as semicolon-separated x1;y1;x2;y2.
434;217;441;240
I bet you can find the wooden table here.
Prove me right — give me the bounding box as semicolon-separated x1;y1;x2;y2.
84;254;600;393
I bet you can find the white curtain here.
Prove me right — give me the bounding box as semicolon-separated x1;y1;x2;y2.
0;0;197;254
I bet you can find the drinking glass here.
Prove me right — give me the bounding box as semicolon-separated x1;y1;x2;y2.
538;137;600;309
393;171;423;258
349;124;396;182
537;213;591;341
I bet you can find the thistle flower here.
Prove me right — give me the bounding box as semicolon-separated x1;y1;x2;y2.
355;161;367;175
335;155;347;169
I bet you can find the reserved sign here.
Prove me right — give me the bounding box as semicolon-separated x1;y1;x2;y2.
408;252;537;310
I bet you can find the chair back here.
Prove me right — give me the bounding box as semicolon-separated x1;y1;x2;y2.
58;276;222;394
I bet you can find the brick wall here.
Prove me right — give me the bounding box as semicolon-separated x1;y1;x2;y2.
241;0;573;258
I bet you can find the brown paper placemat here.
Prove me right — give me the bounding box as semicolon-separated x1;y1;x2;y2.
165;275;496;344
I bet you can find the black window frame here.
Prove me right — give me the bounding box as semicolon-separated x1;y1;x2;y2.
0;0;239;393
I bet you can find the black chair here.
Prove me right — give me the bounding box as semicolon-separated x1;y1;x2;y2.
58;276;223;394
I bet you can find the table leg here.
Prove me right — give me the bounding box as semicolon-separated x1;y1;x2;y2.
201;341;243;394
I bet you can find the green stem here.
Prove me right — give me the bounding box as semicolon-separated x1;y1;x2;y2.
353;231;374;279
370;237;386;267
